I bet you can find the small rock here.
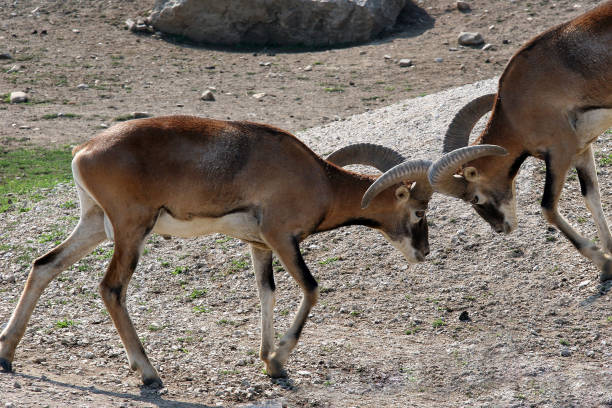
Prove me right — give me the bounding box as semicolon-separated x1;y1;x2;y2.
99;123;109;129
72;29;80;34
304;65;313;71
259;61;271;67
252;92;266;100
458;32;484;46
10;91;28;104
201;90;215;101
84;352;95;359
482;43;494;51
560;348;572;357
14;381;22;389
383;54;392;60
585;350;595;358
502;39;509;44
434;57;443;63
132;112;150;119
456;1;471;11
6;65;21;73
125;18;136;31
577;279;591;288
398;59;412;67
0;53;13;60
76;83;89;90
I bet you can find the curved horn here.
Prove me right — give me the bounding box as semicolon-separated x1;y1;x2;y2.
361;160;432;209
443;93;496;153
326;143;405;172
428;145;508;198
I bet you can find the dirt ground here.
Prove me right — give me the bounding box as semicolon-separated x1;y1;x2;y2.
1;0;611;407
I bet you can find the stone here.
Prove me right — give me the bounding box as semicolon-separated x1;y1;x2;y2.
456;1;471;11
434;57;443;63
150;0;409;46
201;90;215;101
560;348;572;357
76;83;89;90
398;58;412;67
482;43;494;51
458;32;484;46
0;52;13;60
304;65;313;71
132;112;151;119
252;92;266;100
10;91;28;103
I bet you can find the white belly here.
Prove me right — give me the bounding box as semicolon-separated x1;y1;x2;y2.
152;211;263;243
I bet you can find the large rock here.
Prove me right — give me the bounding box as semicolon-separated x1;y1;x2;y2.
150;0;407;46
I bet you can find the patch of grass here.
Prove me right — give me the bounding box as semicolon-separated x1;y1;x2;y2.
60;200;77;209
324;86;345;93
216;318;236;326
172;266;186;275
192;305;210;314
318;257;339;265
559;339;570;346
598;153;612;166
42;113;81;120
189;288;207;299
432;318;445;329
0;148;73;212
55;319;76;329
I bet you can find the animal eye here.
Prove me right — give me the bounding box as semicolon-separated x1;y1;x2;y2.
415;210;425;218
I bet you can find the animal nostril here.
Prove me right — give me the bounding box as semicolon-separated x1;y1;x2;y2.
423;247;430;257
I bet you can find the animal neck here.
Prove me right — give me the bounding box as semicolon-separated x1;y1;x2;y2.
315;165;383;233
472;112;530;179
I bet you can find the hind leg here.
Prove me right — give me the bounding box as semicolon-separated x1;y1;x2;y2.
575;146;612;255
0;188;106;371
98;211;162;386
250;245;276;374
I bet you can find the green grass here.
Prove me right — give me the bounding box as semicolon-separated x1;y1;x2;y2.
42;113;81;120
432;318;446;329
55;319;76;329
0;148;73;212
189;288;207;299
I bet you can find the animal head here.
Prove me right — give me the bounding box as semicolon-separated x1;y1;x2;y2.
429;94;516;233
327;144;432;262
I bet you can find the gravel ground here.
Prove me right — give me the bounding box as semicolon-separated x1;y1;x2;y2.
1;78;611;407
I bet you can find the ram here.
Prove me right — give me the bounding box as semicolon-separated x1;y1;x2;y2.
424;2;611;281
1;116;433;387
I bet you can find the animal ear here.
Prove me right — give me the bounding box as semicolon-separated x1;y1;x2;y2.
463;166;479;182
395;185;410;201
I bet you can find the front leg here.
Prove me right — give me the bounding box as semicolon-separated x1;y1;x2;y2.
261;235;319;378
542;152;612;281
574;146;612;254
249;245;276;375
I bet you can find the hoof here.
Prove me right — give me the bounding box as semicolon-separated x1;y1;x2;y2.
600;258;612;283
142;376;163;389
0;357;13;373
266;358;287;378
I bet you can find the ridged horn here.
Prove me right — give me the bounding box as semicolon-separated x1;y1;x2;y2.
428;145;508;198
326;143;405;172
361;160;432;209
443;93;496;153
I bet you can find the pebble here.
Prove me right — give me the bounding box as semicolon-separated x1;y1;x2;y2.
252;92;266;100
383;55;391;60
560;348;572;357
577;279;590;288
10;91;28;103
398;59;412;67
456;1;471;11
482;43;494;51
304;65;312;71
201;90;215;101
434;57;443;63
259;61;271;67
458;32;484;46
6;64;21;73
132;112;150;119
0;52;13;59
14;381;22;389
76;83;89;90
